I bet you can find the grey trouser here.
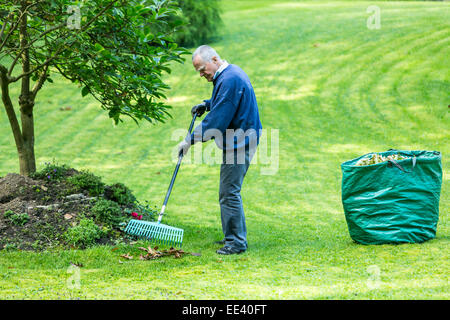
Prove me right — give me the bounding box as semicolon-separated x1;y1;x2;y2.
219;147;252;251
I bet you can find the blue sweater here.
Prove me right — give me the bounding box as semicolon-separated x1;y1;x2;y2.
189;64;262;151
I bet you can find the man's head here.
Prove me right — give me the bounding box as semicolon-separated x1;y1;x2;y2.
192;45;223;82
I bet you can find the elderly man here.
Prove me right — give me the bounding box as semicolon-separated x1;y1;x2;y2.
178;45;262;255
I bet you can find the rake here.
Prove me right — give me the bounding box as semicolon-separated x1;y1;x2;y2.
124;113;198;247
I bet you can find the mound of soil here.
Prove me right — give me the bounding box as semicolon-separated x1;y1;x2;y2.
0;170;133;251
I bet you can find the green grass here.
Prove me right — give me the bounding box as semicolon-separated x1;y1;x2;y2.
0;1;449;299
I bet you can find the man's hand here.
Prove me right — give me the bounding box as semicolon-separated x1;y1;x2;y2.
178;140;191;156
191;102;207;117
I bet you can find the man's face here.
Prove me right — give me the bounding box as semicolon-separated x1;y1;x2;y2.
193;55;220;82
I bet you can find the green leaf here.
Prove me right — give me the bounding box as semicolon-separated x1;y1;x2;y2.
81;86;90;97
94;43;104;52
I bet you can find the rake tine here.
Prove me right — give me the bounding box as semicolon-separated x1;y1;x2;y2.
167;229;173;246
166;231;171;246
124;214;184;247
163;227;170;245
169;230;175;246
147;225;154;238
174;231;179;246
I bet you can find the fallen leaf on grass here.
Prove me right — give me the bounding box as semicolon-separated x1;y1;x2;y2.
138;246;163;260
70;261;84;267
161;247;186;259
130;247;200;261
120;253;133;260
139;246;158;255
138;246;161;260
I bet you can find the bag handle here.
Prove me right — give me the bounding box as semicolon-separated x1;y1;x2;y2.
388;159;410;173
386;149;416;173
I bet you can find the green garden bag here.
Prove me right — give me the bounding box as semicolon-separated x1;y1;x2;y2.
341;149;442;244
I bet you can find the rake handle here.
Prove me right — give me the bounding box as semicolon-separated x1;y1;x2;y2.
157;112;198;223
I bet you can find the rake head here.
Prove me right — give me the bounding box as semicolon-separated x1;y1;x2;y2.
124;219;184;247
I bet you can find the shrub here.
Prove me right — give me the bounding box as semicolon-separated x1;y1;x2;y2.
64;218;103;248
3;210;30;226
91;198;124;226
30;161;71;182
9;213;30;226
131;200;158;221
67;171;105;196
171;0;222;48
104;183;136;206
3;210;14;219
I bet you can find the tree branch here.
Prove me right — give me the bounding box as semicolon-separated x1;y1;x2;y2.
31;63;48;98
52;62;107;109
9;0;120;83
53;63;76;82
0;65;24;151
8;22;67;77
0;11;14;40
0;0;44;52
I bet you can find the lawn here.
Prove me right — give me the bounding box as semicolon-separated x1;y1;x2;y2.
0;0;449;299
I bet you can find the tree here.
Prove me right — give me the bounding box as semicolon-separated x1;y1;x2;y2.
0;0;188;176
170;0;222;48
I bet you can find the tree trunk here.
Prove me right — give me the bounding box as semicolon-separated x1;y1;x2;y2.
0;1;36;176
0;68;35;176
18;104;36;175
17;0;36;176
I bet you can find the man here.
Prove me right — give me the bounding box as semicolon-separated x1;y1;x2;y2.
178;45;262;255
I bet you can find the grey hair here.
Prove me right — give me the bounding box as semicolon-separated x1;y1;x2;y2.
192;45;221;62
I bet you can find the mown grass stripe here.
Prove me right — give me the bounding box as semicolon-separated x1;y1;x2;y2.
317;29;448;141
